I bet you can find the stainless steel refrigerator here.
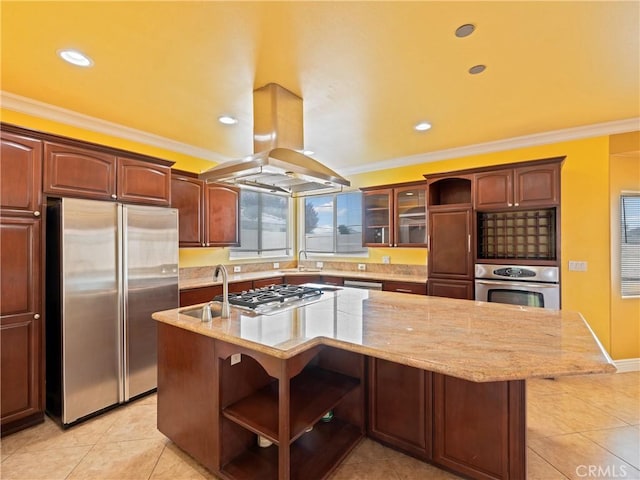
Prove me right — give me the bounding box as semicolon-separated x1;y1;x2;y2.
45;197;178;426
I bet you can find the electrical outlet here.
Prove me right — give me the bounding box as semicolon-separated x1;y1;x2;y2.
233;265;241;273
231;353;241;365
316;261;324;269
273;262;280;269
568;260;588;272
382;256;390;264
358;263;366;271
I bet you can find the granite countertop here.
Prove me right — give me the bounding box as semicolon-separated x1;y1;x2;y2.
179;268;427;290
152;285;615;383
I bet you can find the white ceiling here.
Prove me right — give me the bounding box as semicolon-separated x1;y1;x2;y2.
2;1;639;173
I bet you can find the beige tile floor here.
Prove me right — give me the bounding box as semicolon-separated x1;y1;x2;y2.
1;372;638;480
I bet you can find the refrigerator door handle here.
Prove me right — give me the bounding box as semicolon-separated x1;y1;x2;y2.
118;204;127;403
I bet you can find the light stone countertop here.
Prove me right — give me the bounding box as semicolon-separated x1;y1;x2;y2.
153;285;615;383
179;268;427;290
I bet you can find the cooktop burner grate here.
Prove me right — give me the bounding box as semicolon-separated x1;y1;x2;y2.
213;284;323;309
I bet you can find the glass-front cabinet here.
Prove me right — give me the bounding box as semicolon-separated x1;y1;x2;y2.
362;182;427;247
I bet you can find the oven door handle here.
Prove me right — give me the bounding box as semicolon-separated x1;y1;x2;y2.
475;279;559;289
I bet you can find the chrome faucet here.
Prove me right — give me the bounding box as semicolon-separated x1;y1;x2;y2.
298;250;308;271
214;264;230;318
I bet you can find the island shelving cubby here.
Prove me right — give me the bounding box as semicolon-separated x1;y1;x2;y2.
217;342;365;480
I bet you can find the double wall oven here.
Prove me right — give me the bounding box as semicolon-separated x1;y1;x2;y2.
475;264;560;310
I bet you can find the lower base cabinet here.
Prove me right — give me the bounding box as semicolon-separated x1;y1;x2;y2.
428;279;474;300
368;358;431;459
158;324;526;480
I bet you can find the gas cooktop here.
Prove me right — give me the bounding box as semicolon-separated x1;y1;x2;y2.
213;284;324;314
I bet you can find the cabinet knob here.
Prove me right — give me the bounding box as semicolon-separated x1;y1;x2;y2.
111;194;117;199
514;202;519;207
33;210;41;217
507;202;513;207
34;313;40;320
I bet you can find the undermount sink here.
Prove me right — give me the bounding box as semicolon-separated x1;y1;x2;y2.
179;303;223;320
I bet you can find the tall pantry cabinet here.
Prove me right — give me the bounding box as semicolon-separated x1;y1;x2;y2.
0;130;44;435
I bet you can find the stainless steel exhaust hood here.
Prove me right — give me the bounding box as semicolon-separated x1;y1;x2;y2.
200;83;350;196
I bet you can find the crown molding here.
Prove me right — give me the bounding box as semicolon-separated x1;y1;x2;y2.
2;91;638;173
0;91;228;163
342;117;640;175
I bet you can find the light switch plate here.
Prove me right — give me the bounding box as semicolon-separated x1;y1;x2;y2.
382;256;390;264
358;263;366;271
273;262;279;269
233;265;241;273
316;261;324;268
568;260;588;272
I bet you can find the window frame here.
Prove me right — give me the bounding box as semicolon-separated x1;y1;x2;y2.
229;189;294;260
298;191;369;257
620;192;640;298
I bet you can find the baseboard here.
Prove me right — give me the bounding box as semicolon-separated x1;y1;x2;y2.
614;358;640;373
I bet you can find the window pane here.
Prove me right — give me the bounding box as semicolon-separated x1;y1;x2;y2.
238;190;259;251
262;194;288;250
621;194;640;297
305;195;334;253
337;193;364;253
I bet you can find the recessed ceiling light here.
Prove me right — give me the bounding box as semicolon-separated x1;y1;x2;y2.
414;122;432;132
469;64;486;75
58;49;93;67
218;115;238;125
455;24;476;38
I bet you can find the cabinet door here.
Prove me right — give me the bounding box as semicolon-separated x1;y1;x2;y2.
394;185;427;247
43;142;116;200
474;169;513;210
0;217;43;431
428;279;474;300
368;358;431;460
205;185;240;247
284;274;321;285
117;157;171;206
0;131;42;217
514;164;559;208
362;189;393;246
171;174;205;247
428;208;473;279
433;374;526;479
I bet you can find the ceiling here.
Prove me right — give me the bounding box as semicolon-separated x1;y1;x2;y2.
2;1;639;174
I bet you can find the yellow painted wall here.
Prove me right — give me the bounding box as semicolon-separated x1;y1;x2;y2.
609;150;640;360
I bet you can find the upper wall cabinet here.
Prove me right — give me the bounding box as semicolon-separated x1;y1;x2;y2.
361;181;427;247
43;141;171;205
475;158;562;210
171;171;240;247
0;131;42;217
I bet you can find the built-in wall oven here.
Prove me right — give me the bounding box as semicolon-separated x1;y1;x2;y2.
475;264;560;310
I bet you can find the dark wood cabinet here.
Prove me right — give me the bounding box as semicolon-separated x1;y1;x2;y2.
43;141;172;204
361;181;427;247
428;207;473;280
368;358;431;460
0;216;43;435
475;160;561;210
1;131;42;216
171;171;240;247
252;276;284;288
116;156;171;206
205;184;240;247
171;172;206;247
383;280;426;295
428;279;474;300
433;374;526;479
179;281;253;307
43;141;117;200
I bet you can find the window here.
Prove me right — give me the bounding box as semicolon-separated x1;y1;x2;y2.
620;193;640;297
231;190;292;258
302;192;366;254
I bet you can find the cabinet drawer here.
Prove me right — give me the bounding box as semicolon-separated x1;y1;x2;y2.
253;277;284;288
383;281;426;295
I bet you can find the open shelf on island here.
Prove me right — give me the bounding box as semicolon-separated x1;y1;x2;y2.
221;418;362;480
222;366;360;445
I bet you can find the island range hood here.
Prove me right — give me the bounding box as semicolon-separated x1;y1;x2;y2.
199;83;350;196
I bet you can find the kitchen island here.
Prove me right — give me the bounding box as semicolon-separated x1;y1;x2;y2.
152;286;614;480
